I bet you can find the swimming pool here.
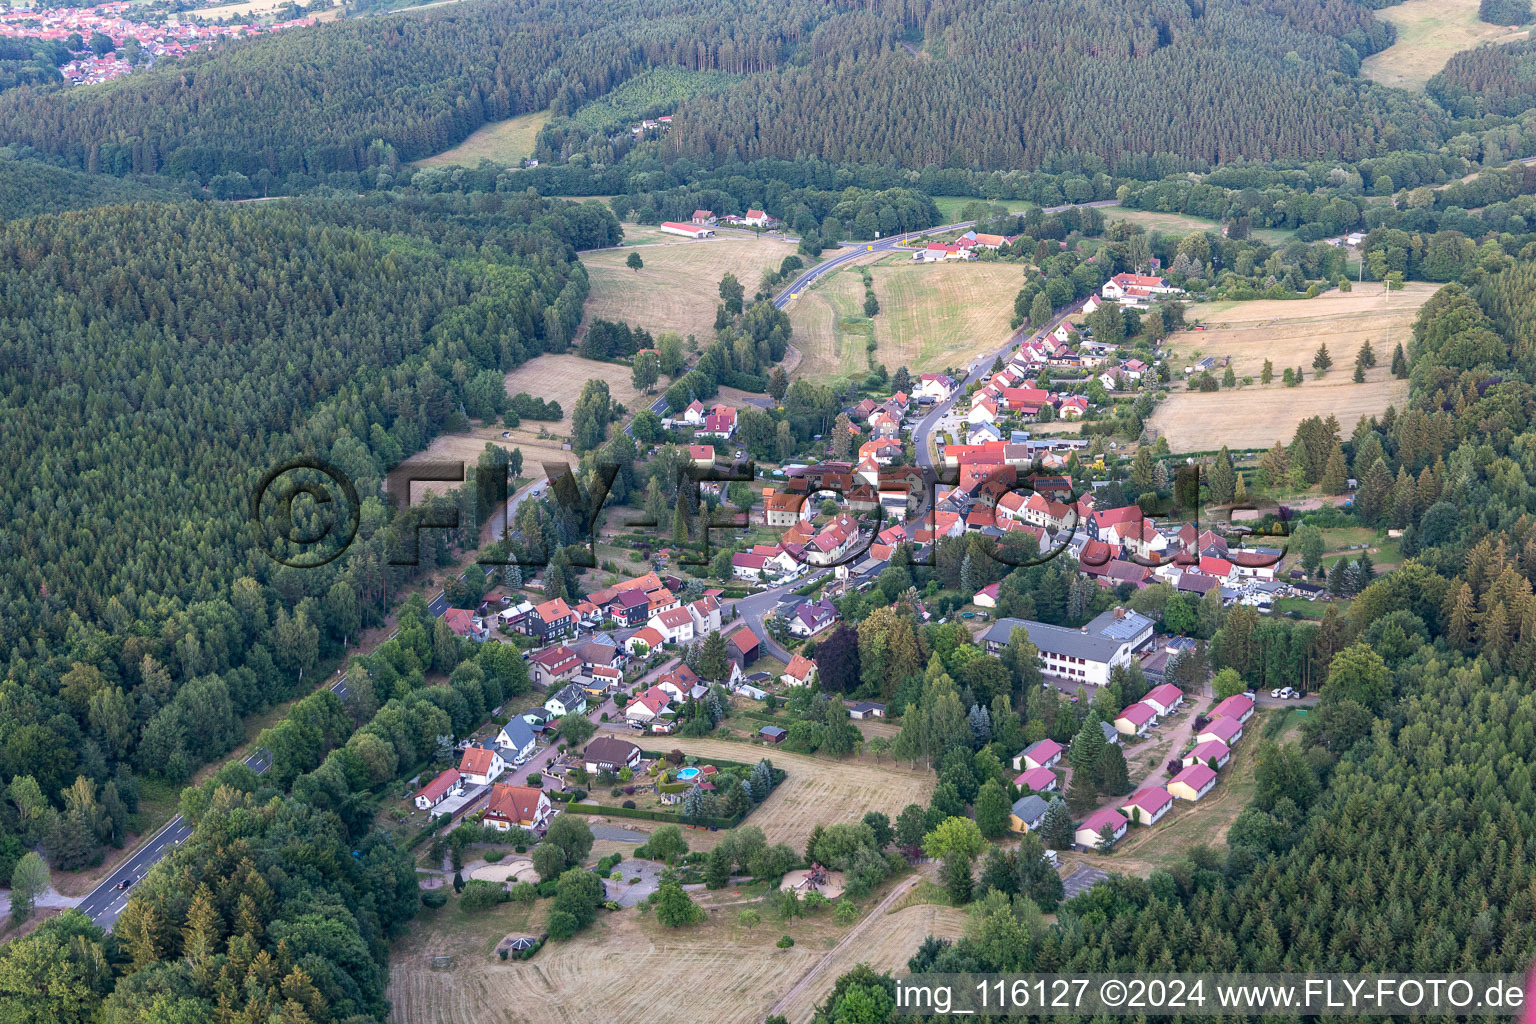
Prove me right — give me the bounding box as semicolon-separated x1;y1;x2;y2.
676;767;701;781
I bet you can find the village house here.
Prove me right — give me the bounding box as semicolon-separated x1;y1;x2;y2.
689;444;715;468
495;717;539;764
916;374;957;401
583;737;642;775
788;598;839;637
742;208;772;228
1168;763;1218;802
625;691;671;730
648;606;697;645
780;654;818;687
458;745;506;787
697;404;738;439
484;783;554;832
625;626;666;656
443;608;489;642
544;682;588;719
1122;786;1174;825
524;597;575;641
690;209;716;225
1009;794;1051;833
973;582;1001;608
688;595;722;634
529;645;582;690
1076;807;1128;849
413;768;462;811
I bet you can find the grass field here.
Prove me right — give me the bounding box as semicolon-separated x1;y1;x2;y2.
581;234;804;339
392;354;643;500
414;110;551;168
1101;207;1294;245
388;882;962;1024
789;259;1021;382
662;736;937;850
1362;0;1530;90
931;196;1033;221
1150;283;1432;452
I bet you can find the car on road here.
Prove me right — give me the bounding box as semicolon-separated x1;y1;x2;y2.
115;879;128;891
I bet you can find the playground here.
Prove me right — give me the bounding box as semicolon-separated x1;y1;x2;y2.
778;864;845;900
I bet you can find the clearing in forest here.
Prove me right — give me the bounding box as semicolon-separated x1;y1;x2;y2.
413;109;552;168
1149;283;1433;452
580;233;803;339
1361;0;1530;91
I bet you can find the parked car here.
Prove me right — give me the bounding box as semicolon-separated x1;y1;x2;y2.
1270;688;1285;698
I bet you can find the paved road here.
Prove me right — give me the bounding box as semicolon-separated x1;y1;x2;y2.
77;677;336;930
772;221;978;311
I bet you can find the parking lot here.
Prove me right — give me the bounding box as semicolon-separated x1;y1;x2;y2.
1062;866;1109;899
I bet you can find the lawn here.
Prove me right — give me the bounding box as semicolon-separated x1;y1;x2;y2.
1149;282;1434;452
413;109;552;168
1362;0;1531;90
581;233;804;339
789;258;1022;383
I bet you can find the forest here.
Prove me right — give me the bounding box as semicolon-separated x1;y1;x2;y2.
0;0;1482;191
804;263;1536;1024
0;191;615;874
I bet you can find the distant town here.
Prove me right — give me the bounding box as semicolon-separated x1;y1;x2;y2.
0;0;318;84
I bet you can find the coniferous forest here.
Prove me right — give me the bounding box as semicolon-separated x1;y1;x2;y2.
0;192;614;876
0;0;1467;187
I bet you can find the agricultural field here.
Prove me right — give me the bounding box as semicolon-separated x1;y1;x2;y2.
580;234;804;339
1149;283;1432;452
789;258;1021;382
387;882;964;1024
413;109;552;168
660;736;937;850
1362;0;1530;90
391;354;644;501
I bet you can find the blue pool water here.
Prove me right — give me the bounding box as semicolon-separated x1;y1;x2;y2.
676;767;701;781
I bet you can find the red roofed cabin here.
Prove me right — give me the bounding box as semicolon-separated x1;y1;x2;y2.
414;768;462;811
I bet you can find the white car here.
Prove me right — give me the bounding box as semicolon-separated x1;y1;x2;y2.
1270;688;1284;698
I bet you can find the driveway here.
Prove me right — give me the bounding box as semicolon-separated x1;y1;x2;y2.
1062;866;1109;899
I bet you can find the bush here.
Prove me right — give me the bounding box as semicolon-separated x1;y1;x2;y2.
570;788;588;802
460;879;512;911
776;935;795;948
420;890;448;909
547;910;580;941
537;880;559;898
499;947;509;960
485;850;505;863
622;800;636;809
509;882;538;903
527;772;542;787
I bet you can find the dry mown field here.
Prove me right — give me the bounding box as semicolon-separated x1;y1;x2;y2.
388;892;961;1024
390;354;643;500
661;736;937;850
581;234;803;338
789;258;1021;382
413;110;552;169
1150;283;1433;452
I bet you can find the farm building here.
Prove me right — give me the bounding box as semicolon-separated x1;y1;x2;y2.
660;221;715;239
1168;763;1219;802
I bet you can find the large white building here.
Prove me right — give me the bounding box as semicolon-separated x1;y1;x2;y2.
983;608;1154;687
